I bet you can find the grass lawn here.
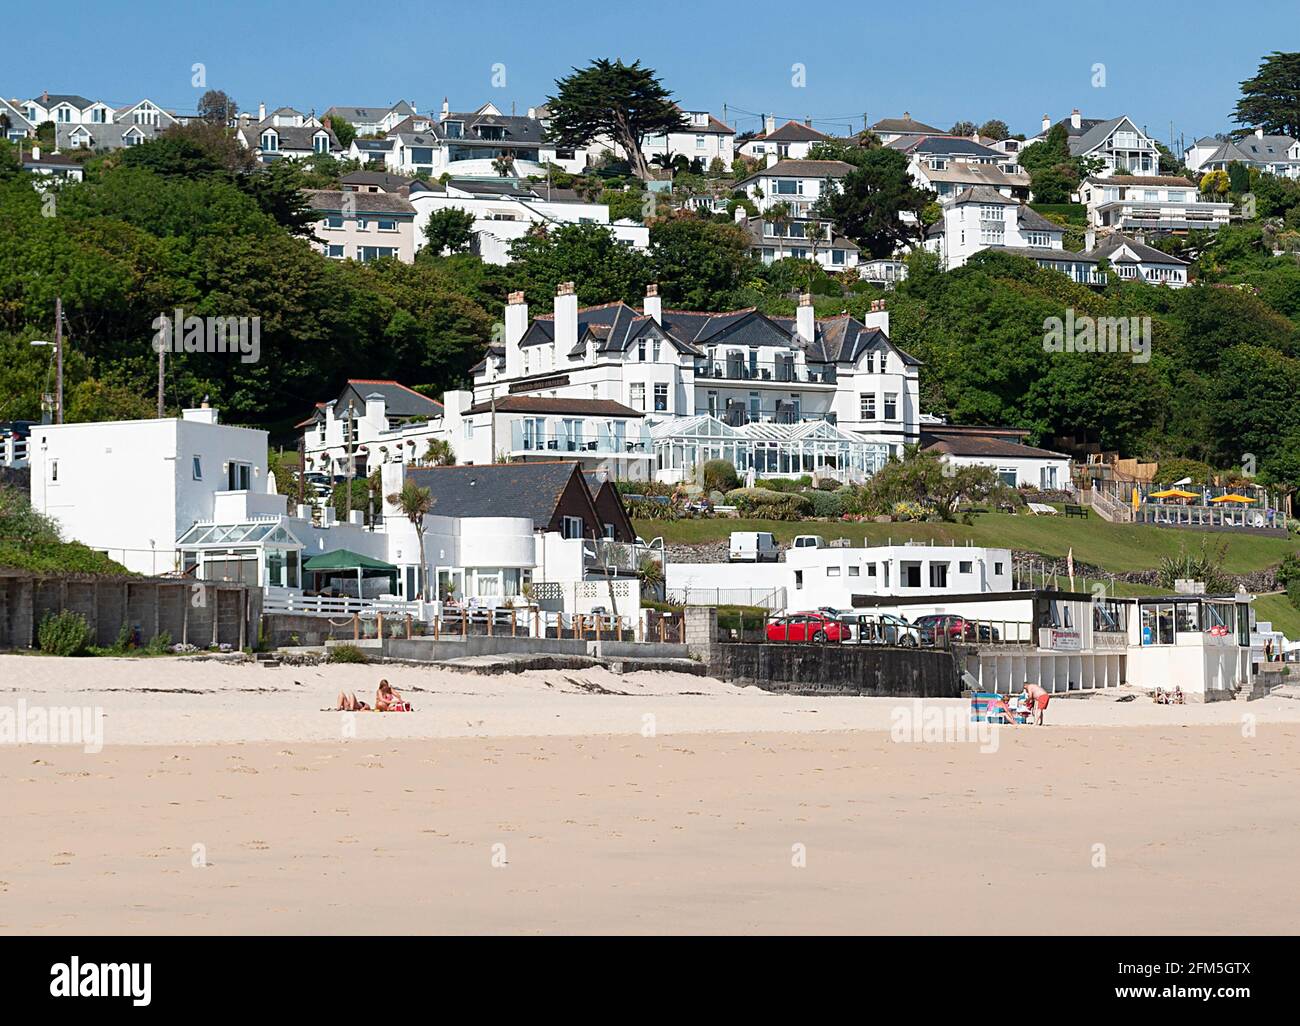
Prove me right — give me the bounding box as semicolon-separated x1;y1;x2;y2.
635;510;1299;575
1253;593;1300;638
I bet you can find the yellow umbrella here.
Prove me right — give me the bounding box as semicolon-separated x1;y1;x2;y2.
1210;493;1254;504
1149;488;1198;500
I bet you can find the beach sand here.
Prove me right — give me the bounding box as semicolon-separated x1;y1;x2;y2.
2;654;1298;934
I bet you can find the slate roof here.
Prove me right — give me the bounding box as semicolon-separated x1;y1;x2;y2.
464;396;643;418
733;158;855;187
921;162;1030;189
750;120;830;143
922;426;1067;460
870;115;942;135
1201;134;1299;165
1086;175;1197;188
889;135;1004;160
340;170;414;192
324;101;414;124
56;122;161;150
1017;205;1063;233
341;380;443;418
305;190;415;215
247;121;340;152
405;461;594;526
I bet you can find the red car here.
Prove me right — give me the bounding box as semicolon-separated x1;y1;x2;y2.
766;612;849;643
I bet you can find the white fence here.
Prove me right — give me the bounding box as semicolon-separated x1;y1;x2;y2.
263;592;420;618
668;586;788;610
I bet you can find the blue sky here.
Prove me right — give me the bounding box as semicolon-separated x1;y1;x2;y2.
7;0;1294;146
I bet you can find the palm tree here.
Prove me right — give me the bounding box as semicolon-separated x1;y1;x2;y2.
422;438;455;466
387;480;434;599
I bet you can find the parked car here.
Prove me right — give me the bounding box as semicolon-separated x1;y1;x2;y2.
729;531;780;563
913;614;1000;645
765;612;849;643
840;612;919;647
791;534;824;550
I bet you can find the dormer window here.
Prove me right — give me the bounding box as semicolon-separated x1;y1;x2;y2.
314;132;330;154
261;130;279;152
444;121;463;138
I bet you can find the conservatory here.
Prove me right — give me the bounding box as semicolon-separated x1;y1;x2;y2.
176;519;305;589
651;415;889;485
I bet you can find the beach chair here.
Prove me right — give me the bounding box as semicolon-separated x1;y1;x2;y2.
970;692;1022;725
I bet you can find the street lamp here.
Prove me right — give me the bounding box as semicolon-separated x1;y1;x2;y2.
29;337;61;424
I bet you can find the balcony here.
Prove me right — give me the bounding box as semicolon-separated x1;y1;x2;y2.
510;424;652;457
695;362;836;385
708;403;836;427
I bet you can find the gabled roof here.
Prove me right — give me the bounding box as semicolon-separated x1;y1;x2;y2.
952;185;1019;205
1085;174;1196;188
750;120;830;143
870;115;942;135
1063;115;1144;157
890;135;1004;160
0;98;35;130
734;158;854;186
339;170;414;192
673;104;734;135
1201;133;1299;165
921;162;1030;189
1091;233;1189;266
324;101;415;124
305;189;415;216
56;122;161;150
244;121;340;152
340;380;443;418
405;461;597;528
28;94;96;110
1017;205;1063;233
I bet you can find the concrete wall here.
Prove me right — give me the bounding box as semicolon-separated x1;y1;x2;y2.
0;572;259;650
383;635;590;660
708;642;960;698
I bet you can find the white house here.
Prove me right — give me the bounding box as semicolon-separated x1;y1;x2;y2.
909;158;1031;202
920;425;1071;490
18;92;115;127
739;213;861;273
1078;175;1230;232
323;101;417;138
57;122;161;151
1028;110;1161;176
739;117;832;162
472;284;920;479
1187;129;1300;179
733;158;854;216
924;186;1066;268
237;113;341;163
27;404;276;576
298;379;446;481
667;542;1015;613
21;145;85;182
891;134;1023;175
307;189;418;263
868;114;943;146
407;178;649;264
114;99;178;129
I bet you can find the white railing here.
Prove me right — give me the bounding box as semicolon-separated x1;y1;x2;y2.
263;592;420;618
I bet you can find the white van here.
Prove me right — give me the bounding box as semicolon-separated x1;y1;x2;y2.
791;535;824;550
729;531;780;563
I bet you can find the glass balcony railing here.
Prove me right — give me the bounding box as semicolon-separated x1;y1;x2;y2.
695;362;837;384
511;424;651;455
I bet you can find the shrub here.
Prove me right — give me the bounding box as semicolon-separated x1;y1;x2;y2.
716;604;767;632
1288;579;1300;613
624;496;680;521
1275;551;1300;588
724;488;812;520
328;643;368;664
702;459;739;493
38;610;93;657
804;490;846;518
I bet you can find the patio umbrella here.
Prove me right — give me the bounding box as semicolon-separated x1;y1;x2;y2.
1149;488;1198;500
1210;493;1254;504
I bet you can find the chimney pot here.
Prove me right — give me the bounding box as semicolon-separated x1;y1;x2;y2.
798;293;813;307
507;290;526;304
903;111;910;120
645;284;658;297
557;281;575;296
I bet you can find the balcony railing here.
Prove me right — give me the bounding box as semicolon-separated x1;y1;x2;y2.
511;427;651;455
695;362;836;385
706;406;838;427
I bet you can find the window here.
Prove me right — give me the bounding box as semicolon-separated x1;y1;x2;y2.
49;459;59;483
357;247;397;262
867;564;877;577
324;216;343;230
260;131;278;151
696;135;706;150
827;566;841;577
314;134;330;154
848;565;860;576
980;224;1005;246
561;516;584;540
654;383;668;412
227;461;252;491
1025;231;1051;248
651;341;661;362
326;244;344;258
775;179;802;195
883;393;898;420
929;563;948;588
1140;603;1175;646
192;456;203;480
637;340;646;361
998;469;1017;486
377;219;397;232
959;561;973;574
860;394;876;420
794;570;803;590
630;383;645;410
994;562;1004;575
864;351;875;373
831;249;845;266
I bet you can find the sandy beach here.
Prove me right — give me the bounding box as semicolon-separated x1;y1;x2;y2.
2;653;1299;933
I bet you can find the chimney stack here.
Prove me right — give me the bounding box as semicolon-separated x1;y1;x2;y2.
862;298;890;336
1255;127;1264;138
554;282;578;364
1042;113;1050;134
441;97;450;120
764;113;775;136
504;290;529;346
1070;108;1082;130
902;111;911;120
258;101;266;122
804;117;812;128
643;284;662;324
796;293;815;343
1085;229;1096;252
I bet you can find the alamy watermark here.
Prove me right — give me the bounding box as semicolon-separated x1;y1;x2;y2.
151;307;260;364
890;700;1000;753
1;700;104;753
1044;308;1150;364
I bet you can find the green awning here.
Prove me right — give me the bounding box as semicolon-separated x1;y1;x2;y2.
303;549;397;572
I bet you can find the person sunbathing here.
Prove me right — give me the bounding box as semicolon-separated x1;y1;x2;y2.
375;679;410;712
335;691;370;711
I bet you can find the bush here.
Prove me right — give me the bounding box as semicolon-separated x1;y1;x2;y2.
724;487;811;520
804;491;845;518
716;604;767;632
702;459;739;493
328;643;368;664
38;610;93;657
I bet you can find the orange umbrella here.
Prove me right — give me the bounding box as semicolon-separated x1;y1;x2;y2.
1150;488;1198;500
1210;493;1254;504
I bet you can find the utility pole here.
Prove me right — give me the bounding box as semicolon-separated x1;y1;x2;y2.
157;319;165;417
297;437;305;508
54;296;63;424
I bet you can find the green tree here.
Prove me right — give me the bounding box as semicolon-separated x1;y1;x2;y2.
197;90;238;126
508;223;652;305
811;147;933;258
422;207;478;255
949;120;978;137
386;481;434;598
1234;51;1300;139
979;119;1010;141
1030;165;1076;204
323;114;356;149
648;213;755;310
544;59;688;181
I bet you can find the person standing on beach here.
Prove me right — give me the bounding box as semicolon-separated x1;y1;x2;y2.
1024;682;1050;725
